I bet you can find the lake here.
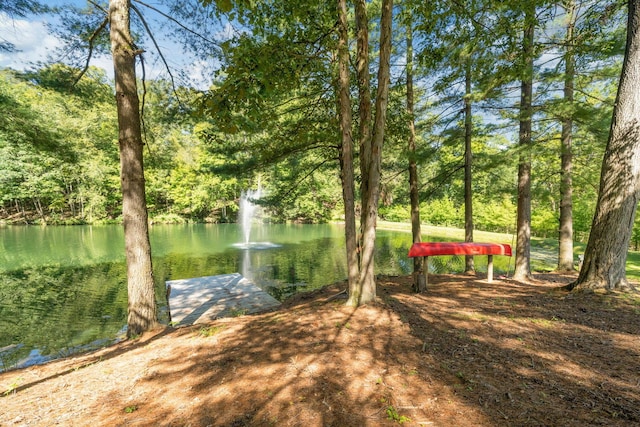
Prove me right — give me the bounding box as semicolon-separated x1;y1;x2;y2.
0;223;509;371
0;224;402;370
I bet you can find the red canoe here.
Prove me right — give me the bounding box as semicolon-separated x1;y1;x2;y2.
408;242;512;258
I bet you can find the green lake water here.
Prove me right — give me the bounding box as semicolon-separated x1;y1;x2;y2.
0;223;510;371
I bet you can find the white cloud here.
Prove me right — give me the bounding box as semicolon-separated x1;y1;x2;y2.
0;11;215;87
93;56;114;77
186;59;215;90
0;12;116;79
0;14;61;70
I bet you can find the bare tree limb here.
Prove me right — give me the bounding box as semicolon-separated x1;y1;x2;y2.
72;17;108;87
131;3;182;105
136;44;152;156
132;0;221;51
87;0;107;15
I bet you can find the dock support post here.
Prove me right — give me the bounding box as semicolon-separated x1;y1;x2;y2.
424;256;429;286
487;255;494;282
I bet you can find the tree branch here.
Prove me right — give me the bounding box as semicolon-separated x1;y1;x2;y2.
278;158;334;203
87;0;107;15
131;3;183;106
132;0;221;51
72;16;108;87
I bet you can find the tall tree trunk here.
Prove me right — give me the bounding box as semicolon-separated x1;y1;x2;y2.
407;18;424;292
567;0;640;291
109;0;158;337
354;0;393;305
355;0;372;258
337;0;360;303
558;0;576;272
513;5;535;281
464;58;474;274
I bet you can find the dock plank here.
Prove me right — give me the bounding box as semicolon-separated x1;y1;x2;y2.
167;273;281;325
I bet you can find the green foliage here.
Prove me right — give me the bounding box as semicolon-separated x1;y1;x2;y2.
150;213;187;225
229;307;248;317
0;0;627;246
475;196;517;234
0;50;610;236
1;376;22;395
421;198;461;228
531;207;557;239
386;405;411;424
0;66;123;223
0;66;242;224
198;325;225;337
19;64;112;104
379;205;410;223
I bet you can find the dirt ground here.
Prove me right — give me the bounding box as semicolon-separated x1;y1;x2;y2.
1;272;640;427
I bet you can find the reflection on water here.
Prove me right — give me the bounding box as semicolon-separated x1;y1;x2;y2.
0;224;511;371
0;262;130;370
231;242;283;250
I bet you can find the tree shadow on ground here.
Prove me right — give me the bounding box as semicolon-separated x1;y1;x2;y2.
380;274;640;425
1;274;639;426
107;298;403;426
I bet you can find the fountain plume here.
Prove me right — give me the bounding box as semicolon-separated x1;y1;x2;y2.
239;188;262;245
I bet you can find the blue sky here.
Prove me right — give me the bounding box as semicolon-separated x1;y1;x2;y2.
0;10;65;71
0;1;112;73
0;1;218;87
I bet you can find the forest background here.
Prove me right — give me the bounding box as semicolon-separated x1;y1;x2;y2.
1;0;638;248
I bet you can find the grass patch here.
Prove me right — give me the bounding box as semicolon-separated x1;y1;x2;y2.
626;251;640;282
198;325;225;337
2;377;22;396
229;308;248;317
450;311;491;322
386;405;411;424
527;317;564;328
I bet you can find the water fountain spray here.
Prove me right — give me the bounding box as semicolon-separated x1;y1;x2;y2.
239;187;262;246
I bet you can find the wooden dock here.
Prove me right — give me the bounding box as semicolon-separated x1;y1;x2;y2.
166;273;281;325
